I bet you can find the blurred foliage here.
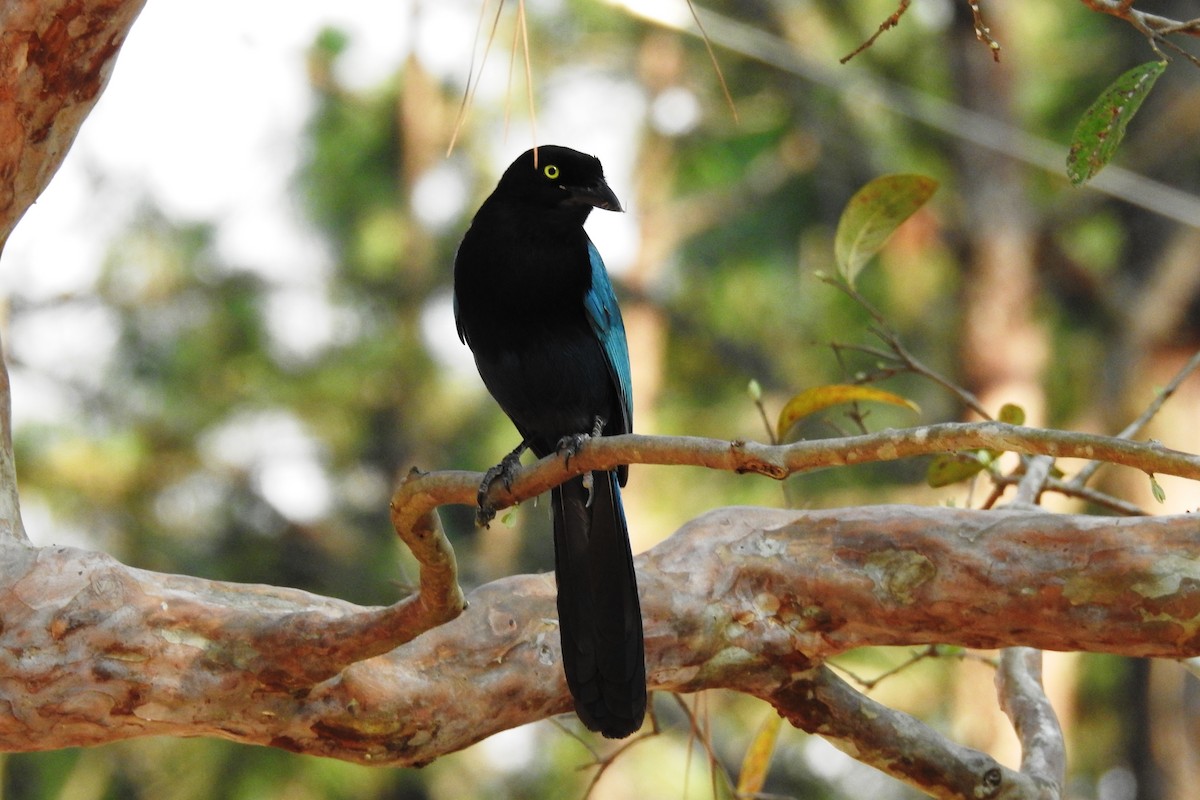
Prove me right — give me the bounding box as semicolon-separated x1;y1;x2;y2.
7;0;1200;798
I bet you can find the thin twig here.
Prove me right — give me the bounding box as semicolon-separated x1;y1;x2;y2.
670;693;737;796
577;725;657;798
833;645;997;691
517;0;538;148
990;472;1148;515
1079;1;1200;66
967;0;1002;62
448;0;506;155
841;0;911;64
1069;348;1200;489
685;0;739;123
822;275;991;418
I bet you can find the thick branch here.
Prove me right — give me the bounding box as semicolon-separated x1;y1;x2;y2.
3;504;1199;767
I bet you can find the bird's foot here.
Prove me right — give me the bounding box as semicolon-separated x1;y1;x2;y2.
557;417;605;507
556;416;606;467
476;444;527;528
556;432;590;467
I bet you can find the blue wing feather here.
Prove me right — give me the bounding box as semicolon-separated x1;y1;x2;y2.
584;238;633;435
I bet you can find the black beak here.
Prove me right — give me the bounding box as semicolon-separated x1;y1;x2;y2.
566;179;623;213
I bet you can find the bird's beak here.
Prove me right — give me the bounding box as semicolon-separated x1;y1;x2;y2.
566;179;623;213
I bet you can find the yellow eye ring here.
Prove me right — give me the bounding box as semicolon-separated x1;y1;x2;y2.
543;164;560;180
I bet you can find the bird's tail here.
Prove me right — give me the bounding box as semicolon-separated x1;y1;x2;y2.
552;471;646;738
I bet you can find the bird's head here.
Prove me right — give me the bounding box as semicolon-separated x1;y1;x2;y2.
495;145;623;216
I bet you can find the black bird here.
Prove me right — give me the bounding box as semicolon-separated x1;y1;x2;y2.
453;145;645;738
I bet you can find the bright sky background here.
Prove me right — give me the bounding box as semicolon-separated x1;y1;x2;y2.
1;0;656;541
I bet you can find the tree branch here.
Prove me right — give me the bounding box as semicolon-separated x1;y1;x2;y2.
996;648;1066;798
4;503;1200;776
0;0;148;248
1081;0;1200;38
774;666;1023;800
451;425;1200;519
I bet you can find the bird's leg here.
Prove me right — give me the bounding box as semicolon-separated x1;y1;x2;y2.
557;416;606;507
477;438;530;527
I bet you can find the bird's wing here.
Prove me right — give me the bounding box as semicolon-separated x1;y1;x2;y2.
583;238;633;435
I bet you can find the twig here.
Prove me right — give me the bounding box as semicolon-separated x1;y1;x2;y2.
967;0;1002;62
578;726;658;798
833;645;997;692
448;0;506;155
670;693;736;796
1080;1;1200;67
1069;348;1200;490
841;0;912;64
989;472;1148;516
516;0;538;147
685;0;739;123
822;275;992;419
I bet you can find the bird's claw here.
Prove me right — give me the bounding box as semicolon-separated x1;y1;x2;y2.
556;432;590;468
554;438;597;507
476;450;523;528
556;416;605;469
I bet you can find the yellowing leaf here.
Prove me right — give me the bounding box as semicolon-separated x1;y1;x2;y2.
736;712;782;796
776;384;920;441
1067;60;1166;186
834;174;938;286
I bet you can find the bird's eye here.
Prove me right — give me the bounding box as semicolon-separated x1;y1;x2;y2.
543;164;560;180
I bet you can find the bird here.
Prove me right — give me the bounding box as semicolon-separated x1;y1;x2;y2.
452;145;646;738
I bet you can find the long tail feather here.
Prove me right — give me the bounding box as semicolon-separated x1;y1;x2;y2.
552;471;646;738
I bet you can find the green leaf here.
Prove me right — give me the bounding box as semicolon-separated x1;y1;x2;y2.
927;451;988;488
834;174;938;286
1067;60;1166;186
776;384;920;441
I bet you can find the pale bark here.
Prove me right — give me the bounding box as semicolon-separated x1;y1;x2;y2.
997;648;1067;797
